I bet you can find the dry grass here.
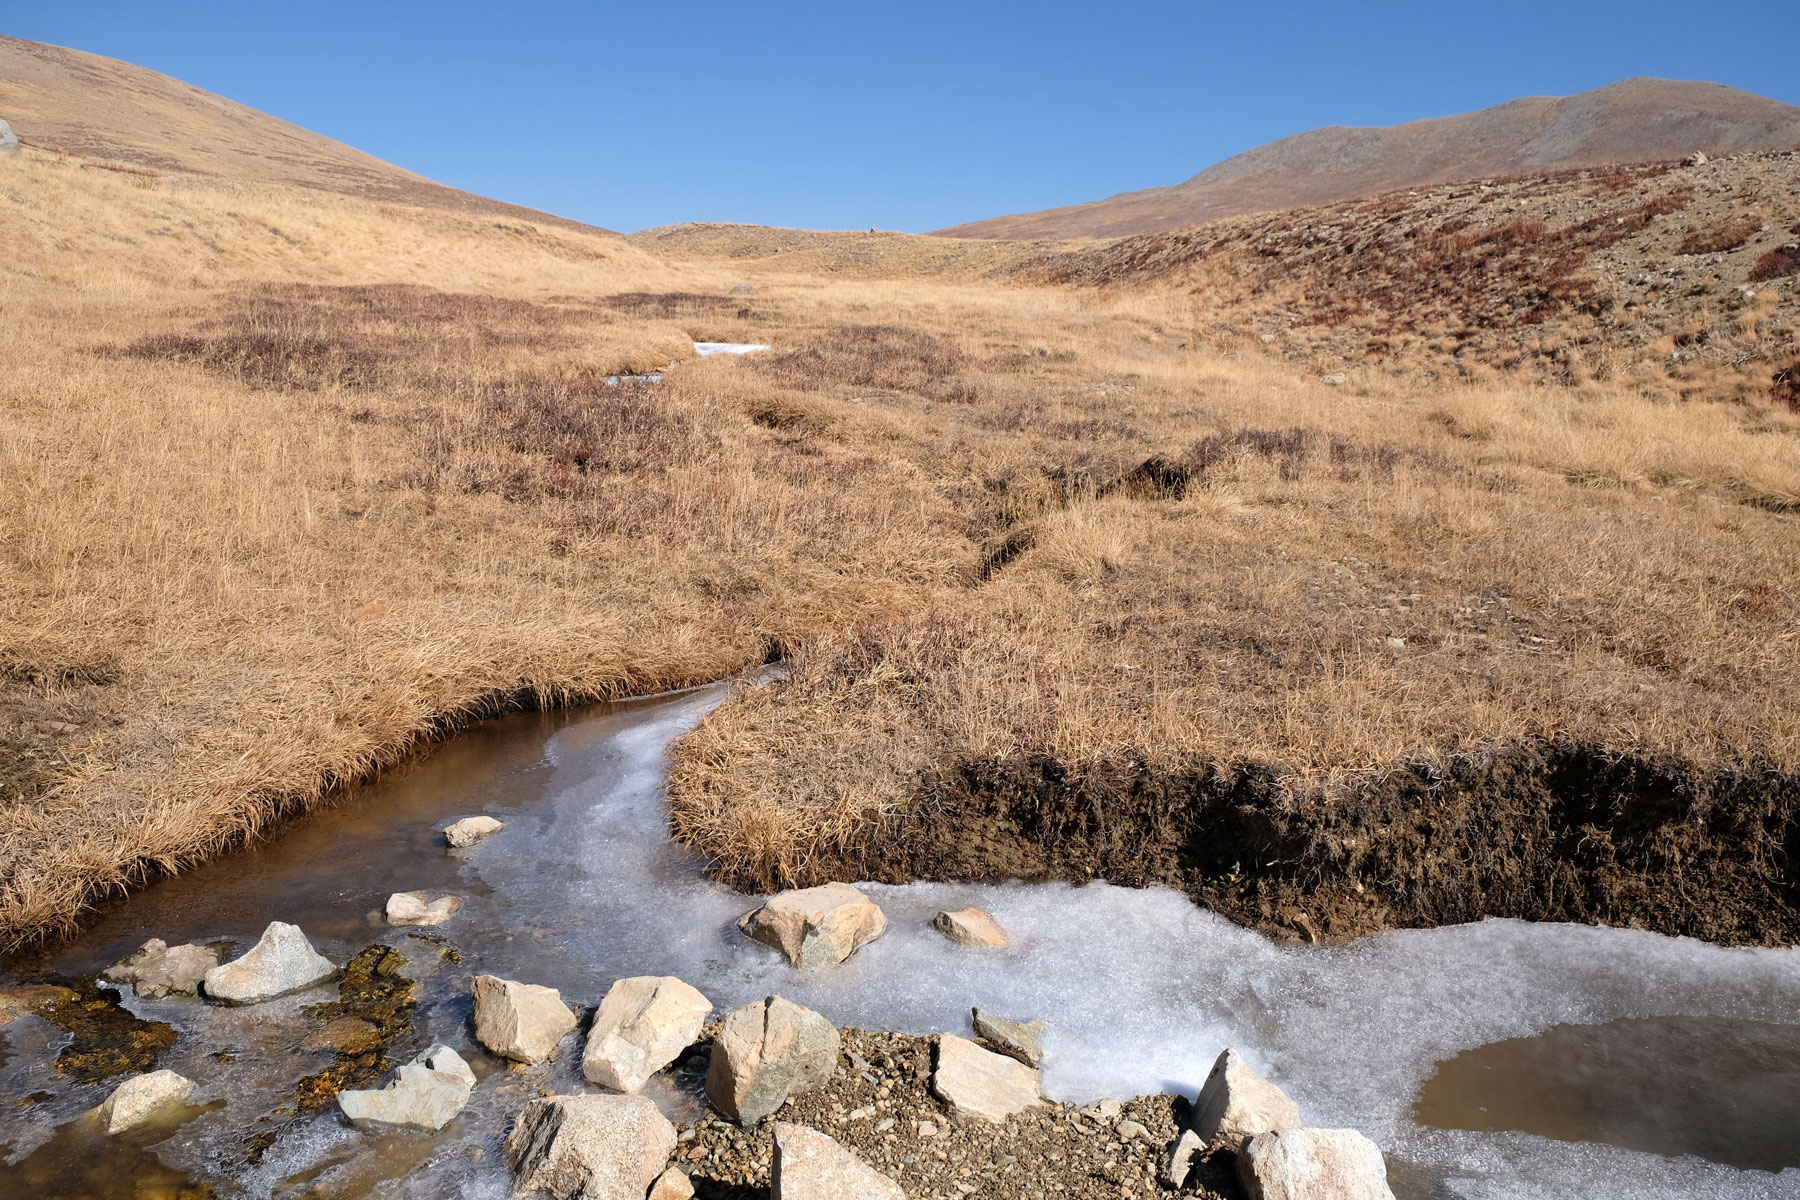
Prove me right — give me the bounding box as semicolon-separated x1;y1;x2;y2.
6;139;1800;946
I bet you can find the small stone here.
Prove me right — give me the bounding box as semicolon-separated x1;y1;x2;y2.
1319;374;1347;386
91;1069;193;1134
1193;1048;1301;1150
473;975;578;1064
203;922;336;1004
706;996;839;1125
445;815;504;847
932;907;1010;948
729;283;755;295
971;1007;1046;1066
1118;1119;1148;1142
772;1122;904;1200
1163;1128;1205;1189
385;891;462;926
583;975;712;1093
338;1044;476;1131
1685;151;1709;166
506;1092;677;1200
738;883;887;968
931;1034;1043;1124
1239;1128;1397;1200
1081;1097;1123;1121
1383;636;1406;650
648;1167;695;1200
0;119;17;157
103;938;221;999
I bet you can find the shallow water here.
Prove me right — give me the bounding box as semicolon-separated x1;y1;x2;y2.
3;682;1798;1199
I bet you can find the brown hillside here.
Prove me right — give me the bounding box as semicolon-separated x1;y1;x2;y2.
0;35;611;234
939;78;1800;239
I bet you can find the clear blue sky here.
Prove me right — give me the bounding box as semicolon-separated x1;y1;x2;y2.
10;2;1800;233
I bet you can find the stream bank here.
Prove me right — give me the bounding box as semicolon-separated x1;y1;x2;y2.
2;683;1797;1199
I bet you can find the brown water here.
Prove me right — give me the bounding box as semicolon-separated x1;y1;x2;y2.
1415;1016;1800;1173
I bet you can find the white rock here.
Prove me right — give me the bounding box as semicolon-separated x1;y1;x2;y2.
1194;1048;1301;1150
506;1092;676;1200
648;1167;695;1200
0;119;17;157
103;938;221;999
91;1069;193;1134
931;1034;1043;1123
445;815;504;847
583;975;711;1093
971;1007;1046;1066
338;1043;475;1131
1163;1127;1206;1189
472;974;577;1064
202;922;336;1004
772;1122;904;1200
932;907;1009;948
738;882;886;968
706;996;839;1125
1239;1127;1397;1200
385;891;462;926
1319;374;1347;386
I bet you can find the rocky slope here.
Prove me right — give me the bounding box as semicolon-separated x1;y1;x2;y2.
939;78;1800;239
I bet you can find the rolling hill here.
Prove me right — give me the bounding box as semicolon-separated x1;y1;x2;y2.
937;77;1800;239
0;34;608;233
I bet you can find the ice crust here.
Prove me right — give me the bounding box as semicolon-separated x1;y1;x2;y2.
5;682;1797;1199
692;341;769;356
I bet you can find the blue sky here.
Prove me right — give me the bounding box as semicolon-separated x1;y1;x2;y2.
10;2;1800;233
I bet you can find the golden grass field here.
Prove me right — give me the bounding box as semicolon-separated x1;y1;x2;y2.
5;113;1800;946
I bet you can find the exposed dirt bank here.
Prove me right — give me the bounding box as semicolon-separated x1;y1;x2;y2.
701;743;1800;947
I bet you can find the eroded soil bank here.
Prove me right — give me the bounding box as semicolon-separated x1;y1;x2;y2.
710;742;1800;947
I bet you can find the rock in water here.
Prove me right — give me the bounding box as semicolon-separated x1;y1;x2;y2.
1194;1048;1301;1150
771;1122;904;1200
385;891;462;926
647;1168;695;1200
338;1044;475;1131
103;938;220;999
738;882;887;968
202;922;336;1004
506;1092;677;1200
444;815;504;847
91;1069;193;1134
583;975;712;1093
1239;1128;1397;1200
971;1007;1046;1066
706;996;839;1125
0;119;17;157
931;1034;1043;1123
933;907;1010;948
472;974;578;1064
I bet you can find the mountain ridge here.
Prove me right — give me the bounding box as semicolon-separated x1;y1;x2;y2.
936;77;1800;239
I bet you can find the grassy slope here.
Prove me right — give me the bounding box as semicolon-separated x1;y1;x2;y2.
5;122;1800;949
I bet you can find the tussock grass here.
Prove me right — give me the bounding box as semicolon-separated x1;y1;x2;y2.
7;141;1800;945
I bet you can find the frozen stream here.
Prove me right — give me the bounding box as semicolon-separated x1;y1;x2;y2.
2;681;1798;1198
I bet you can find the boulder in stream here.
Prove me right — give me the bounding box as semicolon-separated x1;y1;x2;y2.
772;1122;904;1200
385;891;462;926
506;1092;676;1200
738;882;887;968
1193;1048;1301;1150
933;906;1010;948
931;1033;1043;1123
706;996;839;1125
338;1043;476;1131
582;975;711;1093
202;921;336;1004
444;815;504;847
472;974;578;1064
102;938;220;999
971;1007;1045;1066
91;1069;193;1134
1239;1127;1397;1200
